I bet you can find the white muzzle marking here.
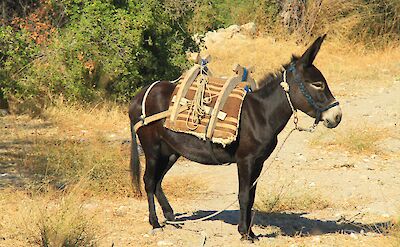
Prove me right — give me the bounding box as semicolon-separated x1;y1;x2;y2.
322;104;342;128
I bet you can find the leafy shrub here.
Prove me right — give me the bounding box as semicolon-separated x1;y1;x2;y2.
187;0;281;33
1;0;197;108
0;26;40;109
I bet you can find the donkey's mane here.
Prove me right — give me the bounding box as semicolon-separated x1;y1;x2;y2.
257;55;300;90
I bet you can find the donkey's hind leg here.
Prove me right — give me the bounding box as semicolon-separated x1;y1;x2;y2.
155;153;179;221
143;142;179;228
143;154;163;229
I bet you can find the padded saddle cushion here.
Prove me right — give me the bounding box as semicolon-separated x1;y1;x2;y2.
164;76;248;146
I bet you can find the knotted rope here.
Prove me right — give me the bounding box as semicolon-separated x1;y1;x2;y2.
185;65;213;130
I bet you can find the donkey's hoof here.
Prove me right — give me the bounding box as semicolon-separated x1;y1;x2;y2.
240;233;259;243
164;222;183;229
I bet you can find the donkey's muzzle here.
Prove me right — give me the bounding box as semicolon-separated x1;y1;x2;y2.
322;104;342;128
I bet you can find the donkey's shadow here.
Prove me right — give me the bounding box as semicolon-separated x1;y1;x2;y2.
173;210;390;237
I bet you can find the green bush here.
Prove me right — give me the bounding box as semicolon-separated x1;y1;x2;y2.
0;26;40;105
187;0;281;33
1;0;197;106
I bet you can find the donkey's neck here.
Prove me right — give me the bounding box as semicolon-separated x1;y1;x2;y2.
254;72;293;135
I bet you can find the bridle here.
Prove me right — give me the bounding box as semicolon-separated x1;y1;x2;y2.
280;63;340;132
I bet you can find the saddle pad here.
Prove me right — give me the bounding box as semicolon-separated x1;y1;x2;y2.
164;76;247;146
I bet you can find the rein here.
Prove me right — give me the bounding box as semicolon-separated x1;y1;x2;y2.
280;64;339;132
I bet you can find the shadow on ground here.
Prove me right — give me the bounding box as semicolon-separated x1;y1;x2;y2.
173;210;390;237
0;117;51;188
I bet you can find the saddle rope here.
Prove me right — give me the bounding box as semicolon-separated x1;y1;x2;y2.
185;66;213;130
138;76;182;126
140;80;161;121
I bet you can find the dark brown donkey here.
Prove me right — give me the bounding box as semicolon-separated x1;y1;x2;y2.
129;35;342;241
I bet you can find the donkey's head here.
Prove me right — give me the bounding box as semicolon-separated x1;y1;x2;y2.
285;35;342;128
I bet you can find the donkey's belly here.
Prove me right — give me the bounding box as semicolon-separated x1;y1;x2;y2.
161;128;237;165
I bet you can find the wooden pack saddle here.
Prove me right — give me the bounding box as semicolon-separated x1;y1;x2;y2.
164;59;257;146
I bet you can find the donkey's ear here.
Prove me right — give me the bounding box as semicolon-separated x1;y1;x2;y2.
299;34;327;67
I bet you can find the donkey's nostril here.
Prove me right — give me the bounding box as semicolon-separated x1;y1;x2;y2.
335;114;341;123
325;119;331;126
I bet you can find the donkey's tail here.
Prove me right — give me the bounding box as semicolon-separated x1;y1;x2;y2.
130;121;142;196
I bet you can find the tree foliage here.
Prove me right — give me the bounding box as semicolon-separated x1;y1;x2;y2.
1;0;197;107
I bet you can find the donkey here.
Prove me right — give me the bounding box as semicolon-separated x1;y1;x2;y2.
128;35;342;241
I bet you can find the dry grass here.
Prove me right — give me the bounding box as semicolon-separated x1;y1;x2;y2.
0;187;97;246
310;125;390;155
255;184;331;213
163;175;208;200
23;136;133;196
43;100;129;139
9;102;133;196
1;103;209;200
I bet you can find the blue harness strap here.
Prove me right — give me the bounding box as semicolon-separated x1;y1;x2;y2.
200;58;209;73
241;67;252;92
244;85;252;93
241;67;248;82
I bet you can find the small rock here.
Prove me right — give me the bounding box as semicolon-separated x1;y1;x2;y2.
0;109;8;116
114;206;128;217
350;233;358;239
143;234;150;238
309;182;316;187
82;203;99;210
312;236;321;243
157;240;173;246
225;24;241;35
240;22;257;36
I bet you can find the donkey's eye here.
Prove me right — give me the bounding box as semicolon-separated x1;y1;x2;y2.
311;82;324;90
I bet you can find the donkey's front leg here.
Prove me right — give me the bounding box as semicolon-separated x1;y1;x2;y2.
237;158;263;242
